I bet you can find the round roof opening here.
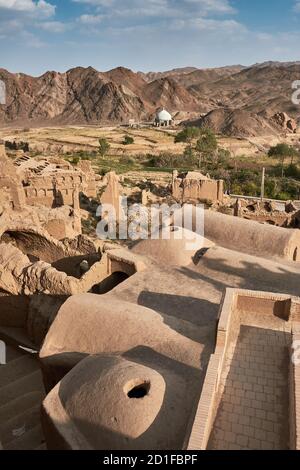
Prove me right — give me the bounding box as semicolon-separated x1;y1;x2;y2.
124;379;151;399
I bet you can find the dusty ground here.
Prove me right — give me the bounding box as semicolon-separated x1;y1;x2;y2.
0;126;186;156
2;125;298;158
219;131;300;157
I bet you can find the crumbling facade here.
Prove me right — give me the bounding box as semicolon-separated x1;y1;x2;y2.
0;142;26;210
232;197;300;228
172;171;224;204
20;159;97;208
0;143;97;210
0;143;100;239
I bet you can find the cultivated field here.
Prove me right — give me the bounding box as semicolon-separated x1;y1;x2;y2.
1;124;293;158
0;126;187;156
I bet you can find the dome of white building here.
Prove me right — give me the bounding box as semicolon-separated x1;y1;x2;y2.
156;109;172;122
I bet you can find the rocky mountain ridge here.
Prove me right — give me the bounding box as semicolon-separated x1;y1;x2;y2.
0;62;299;136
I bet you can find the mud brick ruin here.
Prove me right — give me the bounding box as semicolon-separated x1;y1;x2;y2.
0;141;300;451
0;142;98;240
172;170;224;204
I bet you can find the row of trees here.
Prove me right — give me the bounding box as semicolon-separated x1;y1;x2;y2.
174;129;300;177
174;127;230;169
268;143;300;177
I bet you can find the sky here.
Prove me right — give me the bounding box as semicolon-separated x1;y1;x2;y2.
0;0;300;75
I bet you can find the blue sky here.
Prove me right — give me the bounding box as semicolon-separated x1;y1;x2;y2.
0;0;300;75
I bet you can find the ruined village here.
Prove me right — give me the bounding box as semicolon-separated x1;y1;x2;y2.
1;0;300;453
0;97;300;451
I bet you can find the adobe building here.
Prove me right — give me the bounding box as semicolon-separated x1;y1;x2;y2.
19;157;97;207
232;197;300;228
172;170;224;204
1;211;300;449
2;149;300;451
0;143;97;210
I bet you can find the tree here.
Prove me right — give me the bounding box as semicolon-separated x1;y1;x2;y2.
195;128;218;168
268;143;299;177
98;138;111;158
122;135;134;145
182;145;196;166
174;127;200;147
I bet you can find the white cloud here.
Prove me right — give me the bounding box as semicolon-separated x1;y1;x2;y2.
0;0;55;18
0;0;56;44
20;30;46;47
194;18;245;32
294;1;300;12
73;0;235;17
79;14;103;24
72;0;242;38
184;0;235;15
255;32;273;41
38;21;69;33
170;17;245;33
73;0;114;6
0;19;23;36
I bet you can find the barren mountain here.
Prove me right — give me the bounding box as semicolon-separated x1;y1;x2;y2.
187;108;280;138
143;77;199;113
139;65;244;86
0;61;299;133
186;107;299;138
189;62;300;118
0;66;147;126
138;67;199;82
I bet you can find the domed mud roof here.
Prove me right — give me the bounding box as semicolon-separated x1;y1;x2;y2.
47;355;194;449
130;226;214;266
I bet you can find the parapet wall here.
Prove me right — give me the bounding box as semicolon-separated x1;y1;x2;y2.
0;241;144;297
0;242;145;346
187;289;300;450
290;322;300;449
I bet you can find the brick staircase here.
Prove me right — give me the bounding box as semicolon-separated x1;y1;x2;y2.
0;344;46;450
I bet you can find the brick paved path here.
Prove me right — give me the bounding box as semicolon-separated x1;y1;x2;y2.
208;326;290;450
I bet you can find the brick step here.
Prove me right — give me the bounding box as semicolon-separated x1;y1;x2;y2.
0;353;40;388
5;424;45;450
0;404;41;447
0;369;44;408
0;391;44;426
0;342;46;450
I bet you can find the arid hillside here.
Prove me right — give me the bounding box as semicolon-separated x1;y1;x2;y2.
0;62;299;133
186;108;298;138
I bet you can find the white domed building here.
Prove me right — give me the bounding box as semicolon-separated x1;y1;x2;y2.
154;108;172;127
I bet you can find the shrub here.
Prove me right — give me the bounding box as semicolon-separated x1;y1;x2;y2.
122;135;134;145
147;151;195;169
174;127;200;144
